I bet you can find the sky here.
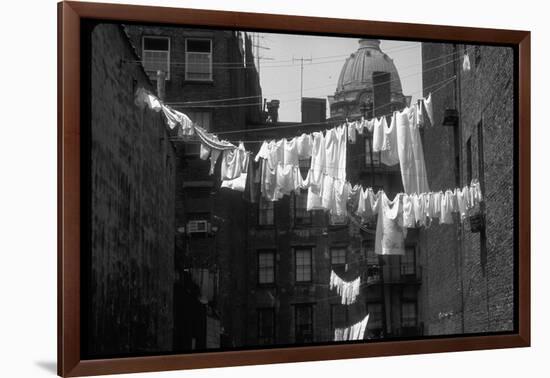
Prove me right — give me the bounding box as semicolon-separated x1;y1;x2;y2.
253;32;422;122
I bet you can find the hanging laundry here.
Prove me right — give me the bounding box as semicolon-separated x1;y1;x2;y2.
195;125;235;151
372;117;387;152
440;190;455;224
297;133;313;159
356;118;366;135
396;107;430;194
463;52;471;72
455;186;470;221
243;159;261;203
429;191;442;219
221;144;249;192
134;87;162;112
416;99;425;127
161;105;194;133
199;144;210;161
380;113;400;166
402;194;416;228
209;149;221;175
356;187;378;221
423;93;434;127
329;270;361;305
375;191;407;255
334;180;351;216
334;314;369;341
221;144;247;181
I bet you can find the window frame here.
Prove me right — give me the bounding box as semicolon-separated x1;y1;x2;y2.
258;197;275;227
141;35;171;81
329;247;347;270
400;247;416;276
294;247;313;283
400;301;418;328
294;303;314;344
292;189;312;226
257;249;276;286
183;110;213;156
364;136;381;167
184;38;213;82
257;307;276;345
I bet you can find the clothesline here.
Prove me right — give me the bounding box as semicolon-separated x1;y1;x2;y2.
212;75;456;136
161;46;472;107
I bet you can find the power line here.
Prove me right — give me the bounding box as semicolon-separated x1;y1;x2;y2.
164;47;474;107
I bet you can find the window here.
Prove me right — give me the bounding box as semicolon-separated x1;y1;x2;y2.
330;248;347;269
330;304;349;334
367;302;383;330
292;190;312;225
257;308;275;345
295;304;313;343
295;248;312;283
466;137;472;184
184;111;212;156
142;36;170;80
185;39;213;81
363;242;380;283
365;137;380;166
258;198;274;226
401;302;417;328
257;250;275;285
400;247;416;276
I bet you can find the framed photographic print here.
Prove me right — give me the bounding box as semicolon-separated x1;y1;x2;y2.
58;1;530;376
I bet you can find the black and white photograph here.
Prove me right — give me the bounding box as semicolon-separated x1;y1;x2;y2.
81;20;516;359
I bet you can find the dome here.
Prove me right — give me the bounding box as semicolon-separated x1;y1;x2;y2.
336;39;403;96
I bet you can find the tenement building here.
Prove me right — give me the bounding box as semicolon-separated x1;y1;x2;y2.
124;25;264;350
240;39;423;346
418;43;514;335
85;23;177;357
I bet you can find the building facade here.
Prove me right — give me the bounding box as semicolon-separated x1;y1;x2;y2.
239;39;423;347
86;23;176;357
419;43;515;335
124;25;265;350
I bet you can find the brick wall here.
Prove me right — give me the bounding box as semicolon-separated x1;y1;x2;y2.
87;23;176;356
420;43;515;335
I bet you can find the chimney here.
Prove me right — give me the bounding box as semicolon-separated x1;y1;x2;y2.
301;98;326;124
266;100;280;123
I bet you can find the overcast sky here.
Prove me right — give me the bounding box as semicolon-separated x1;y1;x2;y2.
253;32;422;122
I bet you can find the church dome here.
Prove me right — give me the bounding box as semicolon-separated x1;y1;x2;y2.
336;39;403;96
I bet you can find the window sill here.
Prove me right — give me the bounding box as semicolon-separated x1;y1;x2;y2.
184;79;214;85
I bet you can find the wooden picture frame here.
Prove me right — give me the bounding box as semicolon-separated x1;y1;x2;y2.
58;1;530;376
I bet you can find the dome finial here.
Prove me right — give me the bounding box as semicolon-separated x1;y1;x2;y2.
358;39;381;50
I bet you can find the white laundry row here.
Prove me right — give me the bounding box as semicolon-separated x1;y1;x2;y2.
329;270;361;305
333;314;370;341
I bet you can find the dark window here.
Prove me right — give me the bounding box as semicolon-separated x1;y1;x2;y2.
330;248;347;270
142;36;170;80
292;190;312;225
363;241;380;283
258;250;275;285
258;198;274;226
257;308;275;345
185;38;212;81
400;247;416;276
367;302;383;330
466;137;472;184
295;248;312;283
295;304;313;343
401;302;417;328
